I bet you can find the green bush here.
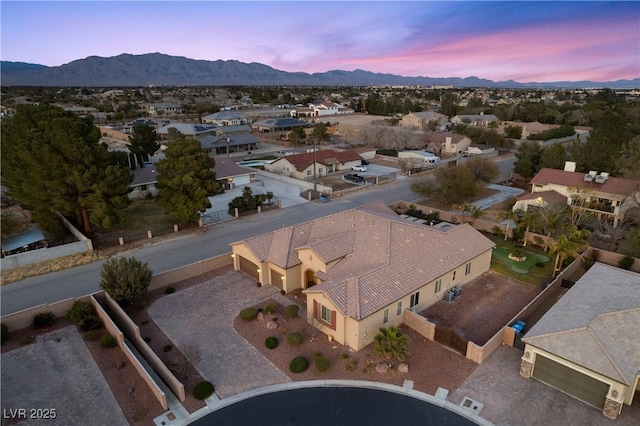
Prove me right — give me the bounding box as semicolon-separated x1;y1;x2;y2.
289;357;309;373
240;307;258;321
101;334;117;348
80;315;101;331
313;353;331;372
100;256;153;304
345;360;358;371
285;304;299;318
164;286;176;295
619;255;635;270
265;336;278;350
264;303;277;315
286;332;303;346
32;312;56;329
192;381;215;400
163;344;173;352
66;300;101;331
1;323;8;345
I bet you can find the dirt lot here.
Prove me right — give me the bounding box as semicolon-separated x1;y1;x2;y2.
421;272;540;345
234;299;478;396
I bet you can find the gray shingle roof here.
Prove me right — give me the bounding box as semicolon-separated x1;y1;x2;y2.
234;202;494;320
523;263;640;385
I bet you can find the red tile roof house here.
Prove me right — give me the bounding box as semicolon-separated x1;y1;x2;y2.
520;263;640;420
513;163;640;227
265;149;362;181
230;202;494;350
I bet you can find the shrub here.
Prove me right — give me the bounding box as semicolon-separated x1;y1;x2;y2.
100;256;153;304
240;307;258;321
265;336;278;349
264;303;277;315
1;323;8;345
66;300;94;324
313;354;331;372
338;353;350;360
286;332;303;346
510;247;524;258
192;381;215;400
84;330;101;341
285;304;299;318
289;357;309;373
79;315;101;331
164;286;176;295
101;334;117;348
163;344;173;352
32;312;56;329
345;360;358;371
143;337;152;343
619;255;635;270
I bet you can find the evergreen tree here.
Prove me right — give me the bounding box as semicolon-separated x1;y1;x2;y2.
514;140;543;179
156;137;220;222
100;257;152;304
1;104;132;234
128;124;160;168
540;144;567;170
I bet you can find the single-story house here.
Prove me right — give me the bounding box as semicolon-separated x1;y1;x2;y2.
199;134;260;156
350;146;377;161
451;114;500;127
156;123;219;140
520;263;640;420
398;150;440;164
424;132;472;155
129;166;159;200
201;111;251;126
513;162;640;227
465;144;496;156
147;103;185;116
265;149;362;180
401;111;449;130
212;156;256;190
290;100;354;117
252;118;310;133
230;202;494;350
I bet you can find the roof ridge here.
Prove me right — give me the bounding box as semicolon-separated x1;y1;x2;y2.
523;325;590;342
586;326;629;385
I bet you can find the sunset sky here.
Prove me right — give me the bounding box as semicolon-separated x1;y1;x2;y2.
2;1;638;83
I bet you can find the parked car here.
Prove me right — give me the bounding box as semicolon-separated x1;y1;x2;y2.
352;165;367;172
361;158;370;165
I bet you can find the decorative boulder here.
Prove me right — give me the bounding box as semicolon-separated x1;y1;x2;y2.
376;363;389;373
398;363;409;373
266;320;278;330
257;312;265;321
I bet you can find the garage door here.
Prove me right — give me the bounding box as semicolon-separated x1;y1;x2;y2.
269;269;283;290
532;354;609;409
238;256;259;280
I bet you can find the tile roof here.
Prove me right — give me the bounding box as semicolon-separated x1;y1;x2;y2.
271;149;362;172
424;132;467;144
234;202;494;320
516;190;567;205
211;156;255;179
523;263;640;385
531;168;640;198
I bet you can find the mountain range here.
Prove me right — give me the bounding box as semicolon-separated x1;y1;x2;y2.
1;53;638;89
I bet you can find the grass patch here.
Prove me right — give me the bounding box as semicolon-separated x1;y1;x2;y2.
486;234;553;285
1;251;107;285
417;187;500;212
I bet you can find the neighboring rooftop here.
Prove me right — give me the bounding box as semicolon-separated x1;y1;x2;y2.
531;168;640;199
523;263;640;385
272;149;362;171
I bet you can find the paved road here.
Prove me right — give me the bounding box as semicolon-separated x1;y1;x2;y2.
192;387;479;426
1;179;420;315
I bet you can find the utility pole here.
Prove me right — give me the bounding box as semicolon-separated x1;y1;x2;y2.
313;138;317;192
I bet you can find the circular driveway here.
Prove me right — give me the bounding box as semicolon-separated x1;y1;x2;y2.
190;385;483;426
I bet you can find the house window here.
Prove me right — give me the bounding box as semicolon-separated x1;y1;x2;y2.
396;301;402;316
435;279;442;293
383;309;389;324
452;271;456;281
320;305;332;323
465;262;471;275
319;168;324;174
306;170;312;176
410;292;420;308
140;185;147;191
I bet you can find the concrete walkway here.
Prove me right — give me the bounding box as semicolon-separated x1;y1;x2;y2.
474;184;524;210
148;270;291;398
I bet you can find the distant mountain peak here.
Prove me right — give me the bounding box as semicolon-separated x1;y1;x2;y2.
1;53;638;89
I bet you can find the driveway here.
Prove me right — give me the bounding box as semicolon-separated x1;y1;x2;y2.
147;270;291;398
473;184;524;210
0;326;128;425
450;345;640;425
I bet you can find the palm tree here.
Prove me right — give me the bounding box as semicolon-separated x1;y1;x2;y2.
498;210;519;240
452;201;472;223
520;210;542;247
470;205;484;225
373;326;409;362
549;224;590;277
539;203;570;251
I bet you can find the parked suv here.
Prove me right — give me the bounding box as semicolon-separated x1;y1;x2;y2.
352;165;367;172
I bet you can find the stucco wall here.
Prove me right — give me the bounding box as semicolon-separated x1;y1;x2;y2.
150;253;233;291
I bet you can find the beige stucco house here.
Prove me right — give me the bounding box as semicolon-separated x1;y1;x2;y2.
513;163;640;227
265;149;362;180
520;263;640;420
424;132;472;155
401;111;449;130
230;202;494;351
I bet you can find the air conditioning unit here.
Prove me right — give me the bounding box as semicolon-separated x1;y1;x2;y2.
444;290;455;303
452;286;462;298
584;174;594;182
595;175;606;183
